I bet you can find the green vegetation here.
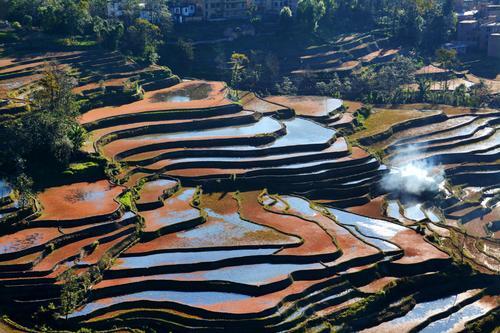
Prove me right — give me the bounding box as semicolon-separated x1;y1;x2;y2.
229;53;249;99
59;269;86;320
464;308;499;333
1;0;171;64
0;2;497;331
349;107;427;141
0;64;90;195
118;191;135;211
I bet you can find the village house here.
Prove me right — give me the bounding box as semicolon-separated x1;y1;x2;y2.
456;2;500;57
107;0;298;23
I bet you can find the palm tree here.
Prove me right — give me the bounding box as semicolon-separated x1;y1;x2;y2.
417;77;431;102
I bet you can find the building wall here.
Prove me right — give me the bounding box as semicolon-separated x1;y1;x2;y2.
487;5;500;17
458;20;479;44
480;22;500;49
488;33;500;57
109;0;297;22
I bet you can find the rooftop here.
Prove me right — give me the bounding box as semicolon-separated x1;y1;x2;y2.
414;64;449;75
459;20;479;24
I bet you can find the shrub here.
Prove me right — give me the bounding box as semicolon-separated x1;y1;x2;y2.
45;242;55;253
89;240;99;252
11;21;22;30
118;191;134;211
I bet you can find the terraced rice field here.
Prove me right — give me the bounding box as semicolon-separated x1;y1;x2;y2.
0;51;498;332
354;104;500;272
291;33;400;76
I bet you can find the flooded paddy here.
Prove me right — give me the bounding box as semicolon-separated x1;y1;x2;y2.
0;179;11;199
129;193;300;254
136;178;178;206
238;191;338;256
264;95;343;118
115;248;278;269
419;295;497;333
70;290;251;319
0;228;62;254
375;115;476;150
79;81;231;125
402;203;427;222
152;82;212;102
140;188;199;233
109;261;324;286
36;180;123;222
393;116;494;149
362;290;482;333
386;200;405;222
2;58;496;331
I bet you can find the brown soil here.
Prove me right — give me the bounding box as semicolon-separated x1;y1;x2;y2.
391;229;449;264
264;95;341;117
80;81;231;125
348;196;385;219
240;92;284;114
239;191;338;256
357;276;397;293
36;180;123;221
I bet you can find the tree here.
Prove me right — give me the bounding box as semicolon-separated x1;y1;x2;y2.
160;39;194;75
88;0;108;18
470;81;491;107
93;17;124;50
229;53;249;98
12;173;33;208
279;6;293;33
36;0;91;35
316;74;342;98
321;0;337;24
124;18;162;64
59;269;84;319
275;77;298;95
452;84;468;106
14;63;84;166
144;0;172;33
372;55;417;103
59;0;91;34
417;77;431;102
296;0;326;32
435;48;458;70
247;4;260;26
119;0;141;26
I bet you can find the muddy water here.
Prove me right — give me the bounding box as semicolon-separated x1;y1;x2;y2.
152;262;323;285
0;179;11;199
424;208;441;223
265;118;335;148
130;116;281;142
141;188;199;232
138;178;177;203
394;116;493;148
69;290;250;318
403;203;427;222
386;201;404;222
419;297;495;333
391;129;500;165
115;248;277;269
327;208;403;252
362;290;480;333
152;83;212;102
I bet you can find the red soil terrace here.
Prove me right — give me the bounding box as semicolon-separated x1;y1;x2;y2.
79;81;231;125
36;180;123;221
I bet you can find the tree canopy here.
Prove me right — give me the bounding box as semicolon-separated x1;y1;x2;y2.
0;64;85;183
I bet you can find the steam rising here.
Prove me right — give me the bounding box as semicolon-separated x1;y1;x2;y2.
383;146;444;195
